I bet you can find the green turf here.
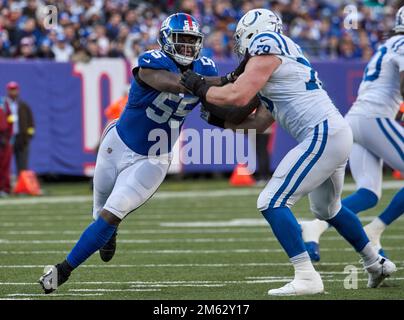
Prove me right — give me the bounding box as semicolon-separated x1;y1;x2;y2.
0;178;403;300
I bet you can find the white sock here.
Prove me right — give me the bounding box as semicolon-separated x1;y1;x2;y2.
359;242;379;268
301;219;329;243
290;252;317;278
366;217;386;234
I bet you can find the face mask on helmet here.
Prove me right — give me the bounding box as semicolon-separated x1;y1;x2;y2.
170;32;203;65
158;14;204;66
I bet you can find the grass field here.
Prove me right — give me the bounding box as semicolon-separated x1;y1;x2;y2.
0;177;403;300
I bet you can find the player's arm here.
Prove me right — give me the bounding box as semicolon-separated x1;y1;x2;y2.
180;55;281;107
225;103;274;133
137;69;229;94
137;67;188;94
136;53;248;94
206;55;281;107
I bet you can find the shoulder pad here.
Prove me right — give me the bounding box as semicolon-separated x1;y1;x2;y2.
194;56;218;76
249;32;288;57
138;50;177;71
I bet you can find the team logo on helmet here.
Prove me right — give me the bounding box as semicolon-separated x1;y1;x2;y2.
242;10;262;27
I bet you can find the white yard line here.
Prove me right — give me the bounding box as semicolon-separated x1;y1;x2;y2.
5;293;104;297
1;261;404;268
0;181;401;206
1;235;403;245
1;246;403;255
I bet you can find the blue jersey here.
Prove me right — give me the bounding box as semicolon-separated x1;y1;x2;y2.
116;49;218;155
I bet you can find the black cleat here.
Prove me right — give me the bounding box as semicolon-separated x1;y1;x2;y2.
38;263;71;294
99;231;117;262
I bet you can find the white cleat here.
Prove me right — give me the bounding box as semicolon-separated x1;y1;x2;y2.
365;255;397;288
268;271;324;296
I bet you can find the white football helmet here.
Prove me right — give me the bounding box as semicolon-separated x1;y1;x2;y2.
234;8;283;57
394;6;404;33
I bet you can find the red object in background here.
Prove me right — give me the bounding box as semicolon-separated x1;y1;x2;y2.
0;99;13;194
229;163;256;187
393;170;403;180
13;170;42;195
6;81;19;90
104;95;128;122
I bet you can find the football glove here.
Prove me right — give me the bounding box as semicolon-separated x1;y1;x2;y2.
180;70;210;101
220;50;251;85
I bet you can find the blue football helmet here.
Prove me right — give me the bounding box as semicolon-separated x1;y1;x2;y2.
158;13;204;66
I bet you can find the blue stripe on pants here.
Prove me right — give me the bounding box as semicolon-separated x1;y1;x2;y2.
268;122;320;208
376;118;404;161
386;118;404;144
280;120;328;207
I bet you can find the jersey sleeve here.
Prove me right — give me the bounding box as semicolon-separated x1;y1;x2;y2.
248;32;284;57
138;50;176;72
392;48;404;72
194;56;218;77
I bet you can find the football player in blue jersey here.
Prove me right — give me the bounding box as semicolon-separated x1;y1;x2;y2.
38;13;257;294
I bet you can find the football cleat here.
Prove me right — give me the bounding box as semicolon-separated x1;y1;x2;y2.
99;230;117;262
38;264;70;294
365;255;397;288
268;271;324;296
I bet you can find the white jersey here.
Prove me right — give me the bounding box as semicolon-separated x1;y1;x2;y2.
249;31;341;142
348;35;404;119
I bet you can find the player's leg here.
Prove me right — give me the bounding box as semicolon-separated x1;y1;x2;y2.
362;118;404;255
39;156;170;294
302;115;383;260
308;164;396;287
39;135;171;294
257;120;334;295
91;126;124;262
302;142;383;261
342;143;382;213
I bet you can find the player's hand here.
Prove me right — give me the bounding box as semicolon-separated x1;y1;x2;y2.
180;70;210;101
220;50;250;85
180;70;205;95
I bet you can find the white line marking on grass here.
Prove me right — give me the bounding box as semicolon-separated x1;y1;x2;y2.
0;181;401;206
160;216;392;228
0;298;33;300
2;246;403;256
69;288;161;292
0;237;274;244
6;293;104;297
3;228;270;236
1;235;403;245
1;261;404;268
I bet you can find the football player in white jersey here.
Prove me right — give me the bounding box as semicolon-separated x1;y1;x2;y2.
301;7;404;262
181;8;397;296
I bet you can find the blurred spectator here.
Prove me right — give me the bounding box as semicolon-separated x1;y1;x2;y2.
0;87;13;197
18;36;36;59
37;38;55;59
5;81;35;175
0;0;402;61
52;33;74;61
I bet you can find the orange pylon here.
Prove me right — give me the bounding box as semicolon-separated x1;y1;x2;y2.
13;170;42;195
229;163;256;186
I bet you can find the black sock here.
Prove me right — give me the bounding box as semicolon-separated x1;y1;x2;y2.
60;259;74;275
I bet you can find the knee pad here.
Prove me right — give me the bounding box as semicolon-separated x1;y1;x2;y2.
311;199;341;221
105;187;143;219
